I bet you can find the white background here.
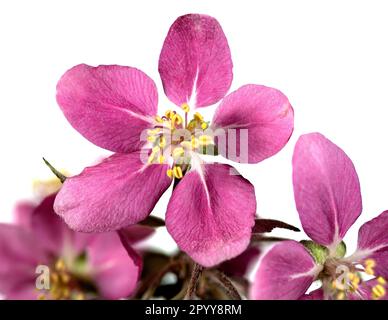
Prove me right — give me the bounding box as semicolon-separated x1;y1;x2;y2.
1;0;388;257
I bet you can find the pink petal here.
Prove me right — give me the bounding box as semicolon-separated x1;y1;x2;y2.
56;64;157;153
292;133;362;246
87;232;141;299
54;152;172;232
5;283;40;300
357;211;388;278
159;14;233;108
212;84;294;163
165;163;256;267
119;225;155;244
250;241;318;300
219;245;260;278
13;200;36;229
0;224;49;296
30;194;69;254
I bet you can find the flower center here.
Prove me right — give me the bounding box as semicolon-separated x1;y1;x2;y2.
37;257;95;300
322;258;386;300
146;104;215;179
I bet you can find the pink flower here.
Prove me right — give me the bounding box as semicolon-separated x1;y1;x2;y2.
54;14;294;267
0;194;150;300
251;133;388;300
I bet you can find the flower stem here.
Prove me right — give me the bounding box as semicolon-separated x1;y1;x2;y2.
214;270;242;300
184;263;203;300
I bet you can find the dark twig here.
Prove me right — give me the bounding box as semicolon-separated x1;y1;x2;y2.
214;270;242;300
184;263;203;300
42;157;67;183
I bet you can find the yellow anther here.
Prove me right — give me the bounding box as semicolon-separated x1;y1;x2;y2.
181;103;190;113
372;284;386;299
172;114;183;127
55;259;66;272
158;155;165;164
172;147;185;159
37;293;46;300
331;280;337;289
148;151;156;164
173;166;183;179
191;137;200;149
351;276;360;287
194;112;204;122
336;291;345;300
198;135;213;146
347;272;355;281
165;110;174;119
155;115;163;123
148;128;161;135
365;259;376;268
75;293;85;300
377;277;386;285
201;122;208;130
159;136;166;148
152;146;160;153
147;135;156;143
166;169;173;178
60;273;71;284
365;266;375;276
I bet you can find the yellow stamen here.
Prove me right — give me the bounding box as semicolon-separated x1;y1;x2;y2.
159;136;166;148
365;259;376;268
147;135;156;143
172;147;185;159
60;273;71;284
155;115;163;123
166;169;173;178
201;122;208;130
194;112;204;122
37;293;46;300
172;114;183;127
336;291;345;300
181;103;190;113
148;151;156;164
148;128;161;135
365;266;375;275
165;110;174;119
158;155;165;164
198;135;213;146
75;293;85;300
377;277;386;285
55;259;66;272
372;284;386;299
173;166;183;179
191;137;200;149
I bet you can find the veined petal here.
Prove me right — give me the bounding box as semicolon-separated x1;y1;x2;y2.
356;211;388;278
292;133;362;247
87;232;141;299
56;64;157;153
159;14;233;108
165;163;256;267
13;200;36;230
250;241;319;300
212;85;294;163
54;152;172;232
0;224;49;297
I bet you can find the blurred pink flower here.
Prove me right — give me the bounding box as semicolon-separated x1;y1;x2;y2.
54;14;294;267
251;133;388;300
0;194;152;300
